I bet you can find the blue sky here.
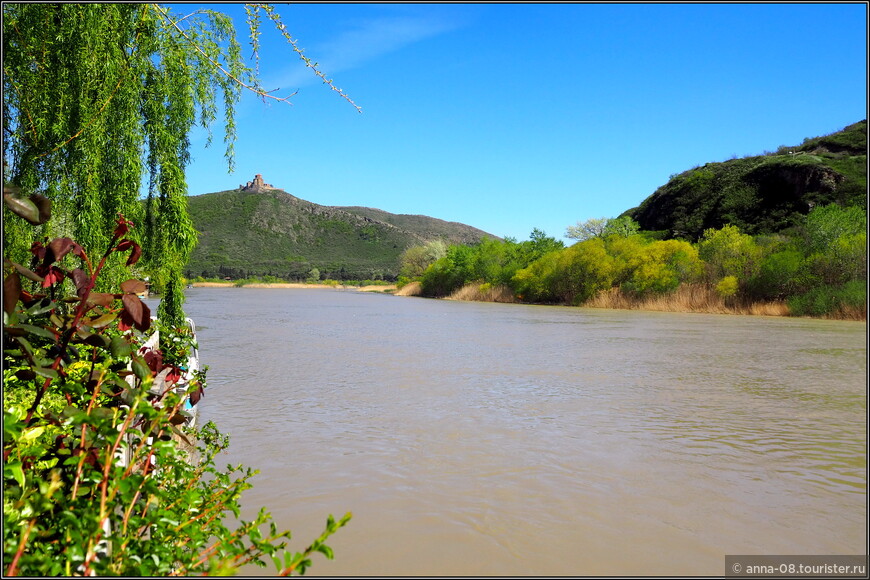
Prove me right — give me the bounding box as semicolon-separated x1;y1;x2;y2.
184;2;868;243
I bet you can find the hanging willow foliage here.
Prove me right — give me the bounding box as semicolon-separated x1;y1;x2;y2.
3;3;359;325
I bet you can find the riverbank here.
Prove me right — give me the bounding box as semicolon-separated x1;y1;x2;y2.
190;281;397;293
396;281;867;321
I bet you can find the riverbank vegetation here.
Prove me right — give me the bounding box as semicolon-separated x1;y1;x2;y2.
3;206;349;575
401;204;866;320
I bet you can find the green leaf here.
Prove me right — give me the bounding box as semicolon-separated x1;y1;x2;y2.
131;357;151;380
19;323;57;340
5;462;25;488
169;424;193;446
21;426;45;441
109;336;133;359
88;312;118;328
5;260;44;284
34;367;59;380
25;297;56;317
82;333;111;348
13;336;34;357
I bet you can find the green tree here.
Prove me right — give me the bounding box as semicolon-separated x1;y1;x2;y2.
566;216;640;242
565;217;609;241
399;240;447;279
748;248;808;299
602;215;640;238
802;204;867;254
800;204;867;287
3;3;357;325
4;4;357;575
420;244;476;296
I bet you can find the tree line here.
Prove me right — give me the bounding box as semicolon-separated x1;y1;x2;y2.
400;204;866;318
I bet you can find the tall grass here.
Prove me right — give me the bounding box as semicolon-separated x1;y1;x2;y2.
446;282;517;303
583;284;791;317
395;281;423;296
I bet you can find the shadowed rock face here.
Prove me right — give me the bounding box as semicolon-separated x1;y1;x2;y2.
239;173;277;193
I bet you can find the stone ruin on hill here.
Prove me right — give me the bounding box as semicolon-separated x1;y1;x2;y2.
239;173;277;193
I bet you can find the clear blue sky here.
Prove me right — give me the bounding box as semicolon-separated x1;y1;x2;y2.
184;2;868;243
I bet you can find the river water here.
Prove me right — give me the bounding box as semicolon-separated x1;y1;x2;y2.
163;288;866;576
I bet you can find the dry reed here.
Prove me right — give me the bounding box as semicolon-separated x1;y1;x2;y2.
446;282;517;303
395;281;423;296
584;284;792;317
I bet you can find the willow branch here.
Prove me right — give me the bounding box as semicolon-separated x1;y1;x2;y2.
152;4;297;105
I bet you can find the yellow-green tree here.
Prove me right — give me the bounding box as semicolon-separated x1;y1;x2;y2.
698;224;762;289
514;238;615;304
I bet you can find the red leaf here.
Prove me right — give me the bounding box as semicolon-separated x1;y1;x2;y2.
142;347;163;372
86;293;115;308
33;194;51;224
42;266;65;288
70;268;91;297
165;367;181;385
189;385;204;406
29;241;47;262
118;313;132;332
121;294;150;331
120;279;147;295
126;243;142;267
48;238;78;262
114;214;134;238
4;271;22;315
117;239;142;267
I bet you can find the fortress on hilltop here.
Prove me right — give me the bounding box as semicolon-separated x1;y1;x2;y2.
239;173;276;193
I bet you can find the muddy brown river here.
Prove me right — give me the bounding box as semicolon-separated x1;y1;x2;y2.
161;288;866;576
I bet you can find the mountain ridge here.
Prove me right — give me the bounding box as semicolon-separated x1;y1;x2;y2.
184;185;495;281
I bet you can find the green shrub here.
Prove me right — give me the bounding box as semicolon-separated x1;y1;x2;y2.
787;281;865;317
3;210;349;575
747;249;808;299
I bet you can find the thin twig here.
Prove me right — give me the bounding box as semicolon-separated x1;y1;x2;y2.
5;519;36;576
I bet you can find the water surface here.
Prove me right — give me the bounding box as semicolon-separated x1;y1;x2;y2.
165;288;866;575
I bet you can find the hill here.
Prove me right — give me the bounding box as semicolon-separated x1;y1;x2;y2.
623;120;867;240
183;180;495;281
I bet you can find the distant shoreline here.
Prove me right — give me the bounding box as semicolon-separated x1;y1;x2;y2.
189;282;397;292
186;281;864;320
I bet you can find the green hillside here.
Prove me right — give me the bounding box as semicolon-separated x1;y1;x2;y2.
184;186;495;281
624;120;867;240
